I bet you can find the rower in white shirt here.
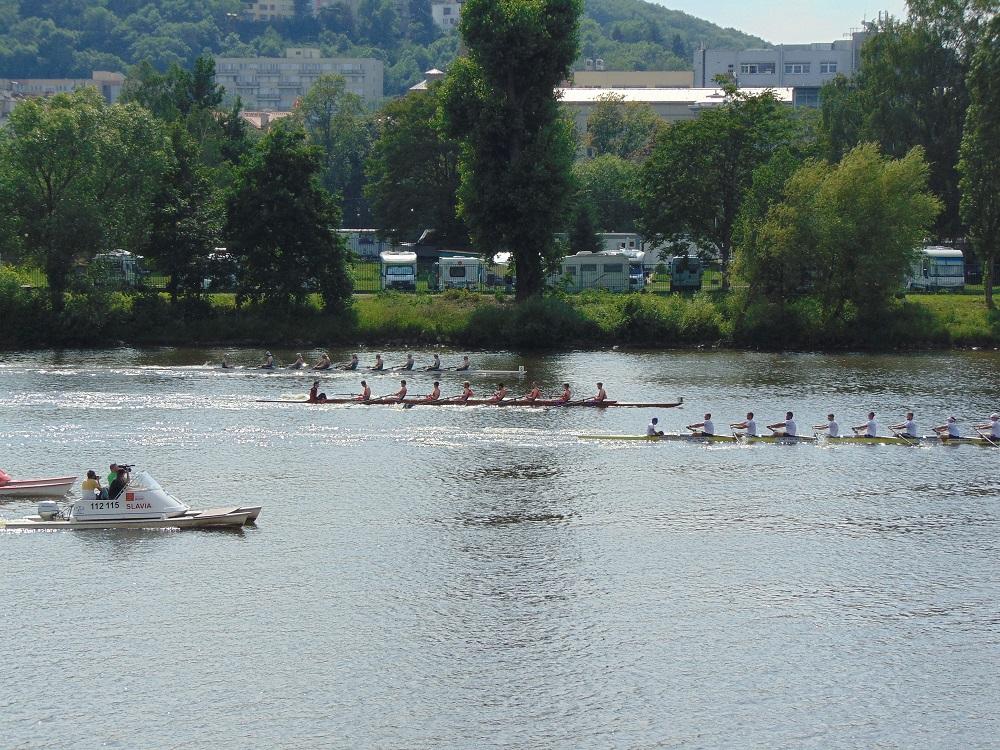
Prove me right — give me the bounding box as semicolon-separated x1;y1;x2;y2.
646;417;664;437
730;411;759;437
973;412;1000;440
852;411;878;437
889;411;918;438
686;413;714;436
767;411;797;437
813;413;840;437
932;416;962;439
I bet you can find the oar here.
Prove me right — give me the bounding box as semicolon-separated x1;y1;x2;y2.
974;427;999;448
889;428;916;446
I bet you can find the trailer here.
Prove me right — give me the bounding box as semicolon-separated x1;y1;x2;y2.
380;250;418;291
435;256;485;290
907;246;964;291
553;251;632;292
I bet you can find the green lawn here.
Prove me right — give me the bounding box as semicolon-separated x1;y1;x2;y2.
906;291;999;343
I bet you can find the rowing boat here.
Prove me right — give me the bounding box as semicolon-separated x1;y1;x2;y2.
578;433;997;446
257;397;684;408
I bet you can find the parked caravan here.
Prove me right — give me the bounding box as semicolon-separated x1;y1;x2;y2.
89;250;148;287
380;250;418;291
907;246;964;291
622;249;646;291
436;256;484;290
669;254;703;292
555;251;632;292
335;229;390;260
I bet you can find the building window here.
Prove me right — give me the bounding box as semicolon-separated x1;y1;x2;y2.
581;264;597;272
443;6;451;14
603;264;623;273
740;63;775;75
784;63;811;74
820;62;837;74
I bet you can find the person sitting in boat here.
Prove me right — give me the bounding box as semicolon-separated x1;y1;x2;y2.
687;413;715;436
0;468;10;485
589;383;608;403
973;413;1000;439
731;412;760;437
459;382;474;403
338;354;359;370
369;354;384;371
312;353;332;370
488;383;508;403
355;380;371;402
221;357;232;369
82;470;108;500
852;411;878;437
524;382;542;402
455;356;471;371
424;381;441;402
646;417;664;436
424;354;441;371
288;353;306;370
390;379;408;403
557;383;572;402
932;416;961;439
259;351;274;369
399;354;415;371
813;413;840;437
768;412;797;437
888;412;918;438
308;380;327;403
107;463;120;486
108;468;130;500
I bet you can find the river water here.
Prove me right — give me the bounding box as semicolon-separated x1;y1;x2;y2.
1;347;997;749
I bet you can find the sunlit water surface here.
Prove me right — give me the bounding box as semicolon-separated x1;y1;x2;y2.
1;347;998;749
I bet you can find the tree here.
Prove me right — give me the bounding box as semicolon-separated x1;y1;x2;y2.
441;0;582;299
584;92;662;161
225;124;352;310
567;200;602;255
638;85;795;289
1;88;168;307
572;154;641;232
818;75;863;162
734;144;941;321
365;85;465;244
958;13;1000;308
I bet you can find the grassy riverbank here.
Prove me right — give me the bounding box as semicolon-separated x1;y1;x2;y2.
2;267;997;350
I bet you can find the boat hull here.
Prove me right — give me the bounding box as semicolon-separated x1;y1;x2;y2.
0;477;77;498
578;434;996;446
2;507;258;530
258;398;684;409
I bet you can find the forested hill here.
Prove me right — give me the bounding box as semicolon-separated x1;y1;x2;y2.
0;0;766;96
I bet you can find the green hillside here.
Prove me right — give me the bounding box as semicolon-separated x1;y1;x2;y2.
0;0;766;95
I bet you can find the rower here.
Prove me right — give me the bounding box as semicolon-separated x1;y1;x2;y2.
767;411;797;437
456;355;471;371
355;380;371;402
646;417;664;437
488;382;508;403
312;353;332;370
369;354;384;371
731;411;759;437
308;380;327;403
459;381;474;403
221;357;231;369
288;353;306;370
973;412;1000;440
424;354;441;371
391;379;408;402
590;382;607;403
557;383;571;402
338;354;359;371
813;413;840;437
400;353;415;371
932;416;962;439
525;382;542;402
889;411;918;438
686;413;714;436
852;411;877;437
260;351;274;369
424;381;441;401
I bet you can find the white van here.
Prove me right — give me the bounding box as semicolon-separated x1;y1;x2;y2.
907;246;964;291
436;256;484;290
380;250;417;291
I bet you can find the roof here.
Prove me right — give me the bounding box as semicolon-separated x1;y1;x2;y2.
556;87;795;105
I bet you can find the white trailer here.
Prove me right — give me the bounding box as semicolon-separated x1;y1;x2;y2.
436;256;484;290
380;250;418;291
907;246;964;291
553;251;633;292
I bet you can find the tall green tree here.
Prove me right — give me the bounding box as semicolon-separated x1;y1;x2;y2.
638;85;795;289
365;85;465;244
584;92;662;161
225;124;352;310
1;87;168;307
958;13;1000;309
572;154;641;232
567;200;602;255
734;144;941;321
441;0;582;299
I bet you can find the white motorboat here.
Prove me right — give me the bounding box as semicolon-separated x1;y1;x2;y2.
0;474;77;498
1;468;261;530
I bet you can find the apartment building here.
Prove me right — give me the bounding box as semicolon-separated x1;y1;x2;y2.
431;0;464;29
214;48;383;110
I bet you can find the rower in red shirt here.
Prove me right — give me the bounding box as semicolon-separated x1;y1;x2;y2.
590;382;607;403
355;380;371;401
488;382;508;403
556;383;572;402
459;381;474;403
391;379;408;403
524;382;542;402
424;381;441;402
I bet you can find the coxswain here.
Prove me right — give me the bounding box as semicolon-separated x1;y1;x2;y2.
369;354;384;371
767;411;797;437
424;354;442;371
391;379;408;403
338;354;359;371
459;381;474;403
288;353;306;370
932;416;962;439
973;412;1000;440
646;416;664;437
259;351;274;369
557;383;572;402
813;413;840;437
731;411;759;437
355;380;371;402
455;355;471;371
312;353;332;370
308;380;327;403
590;382;608;403
852;411;878;437
687;413;714;435
488;383;508;403
524;382;543;402
424;381;441;401
888;411;918;438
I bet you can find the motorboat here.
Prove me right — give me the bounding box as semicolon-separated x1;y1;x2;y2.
0;473;77;498
1;468;261;530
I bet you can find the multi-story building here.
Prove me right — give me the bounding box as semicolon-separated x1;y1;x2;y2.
694;31;868;106
431;0;463;30
244;0;296;22
566;70;694;88
0;71;125;123
214;48;384;110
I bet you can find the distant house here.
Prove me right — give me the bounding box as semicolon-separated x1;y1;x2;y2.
431;0;464;30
